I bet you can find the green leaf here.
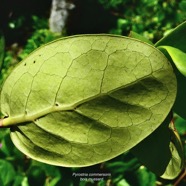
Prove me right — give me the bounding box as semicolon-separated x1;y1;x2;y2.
131;114;184;179
156;35;186;119
31;161;61;178
128;31;153;45
12;175;25;186
131;114;172;177
21;177;29;186
0;35;176;167
116;179;130;186
155;21;186;52
0;179;4;186
135;166;156;186
27;166;46;186
174;116;186;135
173;71;186;119
30;161;62;186
156;50;186;120
0;160;16;186
161;121;184;179
154;21;186;119
179;1;186;11
158;46;186;77
105;158;139;175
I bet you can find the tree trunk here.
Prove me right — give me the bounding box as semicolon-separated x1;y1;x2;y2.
49;0;75;33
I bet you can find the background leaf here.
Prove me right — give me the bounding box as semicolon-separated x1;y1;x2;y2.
157;47;186;119
135;166;156;186
154;21;186;120
155;21;186;52
131;114;172;177
161;120;184;179
158;46;186;77
27;166;46;186
0;159;16;186
131;114;184;179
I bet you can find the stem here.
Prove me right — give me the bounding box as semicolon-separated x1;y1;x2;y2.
174;169;186;186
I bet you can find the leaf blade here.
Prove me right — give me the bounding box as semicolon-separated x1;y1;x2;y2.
131;114;184;179
161;121;184;179
131;114;172;177
155;21;186;52
1;35;177;167
158;46;186;77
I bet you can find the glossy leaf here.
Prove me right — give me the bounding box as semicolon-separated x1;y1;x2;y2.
155;25;186;119
158;46;186;77
156;49;186;119
0;35;176;166
154;21;186;119
155;21;186;52
158;46;186;119
175;70;186;119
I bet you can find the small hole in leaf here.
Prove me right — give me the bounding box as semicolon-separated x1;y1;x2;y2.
55;103;59;106
24;63;26;66
3;115;9;119
33;60;36;64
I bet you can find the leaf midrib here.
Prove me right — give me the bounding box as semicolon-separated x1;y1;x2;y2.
2;71;166;127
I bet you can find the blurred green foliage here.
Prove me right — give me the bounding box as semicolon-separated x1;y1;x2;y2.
0;16;60;87
0;0;186;185
18;29;61;60
99;0;186;42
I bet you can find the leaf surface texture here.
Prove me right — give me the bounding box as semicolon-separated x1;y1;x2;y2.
1;35;176;166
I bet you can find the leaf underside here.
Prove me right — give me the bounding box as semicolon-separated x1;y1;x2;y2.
0;35;176;167
161;121;184;179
